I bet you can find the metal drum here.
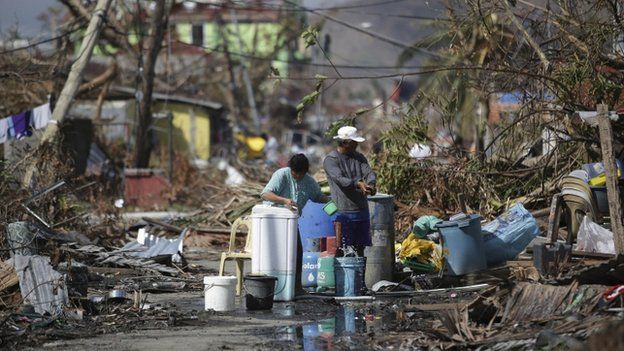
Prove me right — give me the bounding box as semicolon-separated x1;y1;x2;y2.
364;194;395;288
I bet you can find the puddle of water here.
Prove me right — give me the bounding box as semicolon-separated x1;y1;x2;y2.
273;303;296;317
298;304;395;350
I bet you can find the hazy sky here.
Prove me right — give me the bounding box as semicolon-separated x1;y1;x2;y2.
0;0;58;38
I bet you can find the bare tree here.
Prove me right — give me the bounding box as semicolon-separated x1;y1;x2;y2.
134;0;172;168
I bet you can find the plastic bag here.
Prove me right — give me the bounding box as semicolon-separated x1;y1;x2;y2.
577;216;615;254
412;215;441;238
482;203;540;265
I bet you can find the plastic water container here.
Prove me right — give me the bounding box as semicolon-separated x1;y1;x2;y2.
317;255;335;290
334;257;366;296
298;200;337;239
482;203;539;266
204;275;237;312
591;185;624;215
251;205;298;301
303;323;321;351
436;214;486;276
302;252;320;288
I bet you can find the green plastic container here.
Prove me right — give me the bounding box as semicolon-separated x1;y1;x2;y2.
316;255;335;290
323;201;338;215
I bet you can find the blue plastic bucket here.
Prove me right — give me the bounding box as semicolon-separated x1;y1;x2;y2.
436;214;486;276
298;200;337;240
335;305;360;335
302;252;320;288
334;257;367;296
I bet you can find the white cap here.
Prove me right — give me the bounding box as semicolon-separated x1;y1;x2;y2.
333;126;365;143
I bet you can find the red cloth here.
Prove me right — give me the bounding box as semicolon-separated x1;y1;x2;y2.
603;285;624;302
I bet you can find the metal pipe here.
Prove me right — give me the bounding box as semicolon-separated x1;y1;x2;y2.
24;180;66;204
294;295;375;302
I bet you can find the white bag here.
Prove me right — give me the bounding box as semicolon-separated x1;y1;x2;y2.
577;216;615;254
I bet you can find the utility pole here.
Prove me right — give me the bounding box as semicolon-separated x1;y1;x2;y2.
22;0;112;187
230;8;261;131
168;111;173;184
216;13;244;118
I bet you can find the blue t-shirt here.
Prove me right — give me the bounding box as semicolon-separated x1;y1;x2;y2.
261;167;324;213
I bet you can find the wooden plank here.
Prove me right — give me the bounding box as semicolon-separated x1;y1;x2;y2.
597;104;624;254
547;193;563;243
0;261;18;292
142;217;246;235
404;303;467;312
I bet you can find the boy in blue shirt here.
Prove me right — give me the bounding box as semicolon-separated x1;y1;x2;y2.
261;154;329;293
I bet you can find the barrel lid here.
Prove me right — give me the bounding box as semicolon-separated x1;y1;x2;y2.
244;274;278;281
251;204;298;218
367;193;394;200
436;214;481;228
204;275;237;284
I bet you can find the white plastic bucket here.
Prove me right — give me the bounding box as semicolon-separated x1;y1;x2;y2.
204;276;237;312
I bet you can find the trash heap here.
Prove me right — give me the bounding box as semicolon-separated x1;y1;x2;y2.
0;217;217;348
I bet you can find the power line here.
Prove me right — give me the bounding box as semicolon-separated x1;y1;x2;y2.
294;0;409;11
281;0;442;58
182;1;449;22
186;0;410;12
182;1;442;58
322;10;450;21
263;65;566;88
172;39;437;71
0;26;85;55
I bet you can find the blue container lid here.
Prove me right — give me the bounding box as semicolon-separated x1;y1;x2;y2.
436;214;482;229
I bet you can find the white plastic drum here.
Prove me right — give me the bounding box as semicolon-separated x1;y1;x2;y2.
250;205;298;301
204;276;237;312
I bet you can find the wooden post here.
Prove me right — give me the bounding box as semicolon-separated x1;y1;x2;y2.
547;193;562;243
596;103;624;254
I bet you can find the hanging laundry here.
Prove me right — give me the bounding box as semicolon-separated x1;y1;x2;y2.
31;103;51;130
11;111;32;140
0;118;9;144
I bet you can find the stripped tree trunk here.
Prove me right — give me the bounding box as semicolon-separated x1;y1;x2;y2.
134;0;172;168
21;0;112;187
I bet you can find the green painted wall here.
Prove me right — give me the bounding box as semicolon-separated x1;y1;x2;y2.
176;22;288;74
152;101;212;160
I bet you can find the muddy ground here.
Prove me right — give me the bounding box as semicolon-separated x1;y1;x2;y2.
12;246;621;351
18;247;460;351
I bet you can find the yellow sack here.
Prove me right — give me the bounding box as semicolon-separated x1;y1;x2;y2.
399;233;435;260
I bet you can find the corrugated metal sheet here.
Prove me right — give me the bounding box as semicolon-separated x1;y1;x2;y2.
8;255;68;315
117;229;187;260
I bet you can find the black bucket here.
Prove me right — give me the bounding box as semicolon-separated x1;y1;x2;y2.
244;274;278;310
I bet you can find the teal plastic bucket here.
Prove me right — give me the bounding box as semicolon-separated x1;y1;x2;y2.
334;257;366;296
317;255;335;290
436;214;486;276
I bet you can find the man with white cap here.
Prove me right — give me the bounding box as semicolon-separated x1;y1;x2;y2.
323;126;377;257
